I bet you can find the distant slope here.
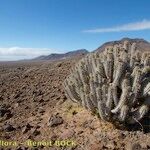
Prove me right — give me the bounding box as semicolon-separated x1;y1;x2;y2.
33;38;150;61
33;49;89;61
96;38;150;52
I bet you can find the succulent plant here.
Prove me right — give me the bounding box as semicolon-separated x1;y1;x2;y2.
63;41;150;125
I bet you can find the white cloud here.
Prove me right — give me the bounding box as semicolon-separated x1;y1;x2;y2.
0;47;52;56
0;47;57;61
83;20;150;33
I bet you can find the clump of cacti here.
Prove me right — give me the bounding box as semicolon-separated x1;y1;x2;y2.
63;41;150;125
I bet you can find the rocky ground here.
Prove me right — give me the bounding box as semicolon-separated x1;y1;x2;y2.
0;57;150;150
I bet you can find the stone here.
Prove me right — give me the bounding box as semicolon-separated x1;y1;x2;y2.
3;124;15;132
48;114;63;127
0;106;10;118
31;128;40;136
22;123;32;134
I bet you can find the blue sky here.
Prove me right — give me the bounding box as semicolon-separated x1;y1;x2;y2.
0;0;150;60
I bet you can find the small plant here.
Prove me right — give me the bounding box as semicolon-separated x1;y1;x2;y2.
63;41;150;125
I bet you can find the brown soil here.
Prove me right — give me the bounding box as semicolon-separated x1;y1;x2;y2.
0;57;149;150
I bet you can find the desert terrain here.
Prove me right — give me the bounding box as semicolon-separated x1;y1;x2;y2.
0;39;150;150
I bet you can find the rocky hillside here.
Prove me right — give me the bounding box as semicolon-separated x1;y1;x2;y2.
33;49;88;61
96;38;150;52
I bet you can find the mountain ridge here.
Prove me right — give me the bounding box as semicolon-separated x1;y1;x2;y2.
33;49;89;61
33;38;150;61
96;38;150;52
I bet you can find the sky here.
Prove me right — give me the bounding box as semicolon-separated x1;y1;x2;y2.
0;0;150;60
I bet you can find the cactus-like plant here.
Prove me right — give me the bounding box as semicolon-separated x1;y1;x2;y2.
63;41;150;125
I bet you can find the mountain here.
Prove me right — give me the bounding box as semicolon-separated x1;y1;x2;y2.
33;38;150;61
33;49;89;61
96;38;150;52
